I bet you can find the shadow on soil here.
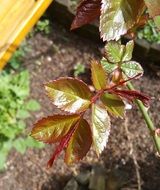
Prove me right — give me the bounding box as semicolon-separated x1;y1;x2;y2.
40;153;160;190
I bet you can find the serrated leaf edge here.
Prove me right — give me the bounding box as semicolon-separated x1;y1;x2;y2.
44;77;92;114
30;114;81;143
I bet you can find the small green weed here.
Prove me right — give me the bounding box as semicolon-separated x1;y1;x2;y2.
8;41;30;70
34;19;51;35
74;63;85;77
137;20;160;44
0;70;43;170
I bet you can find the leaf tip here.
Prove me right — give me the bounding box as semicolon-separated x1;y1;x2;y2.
70;21;78;31
47;158;55;169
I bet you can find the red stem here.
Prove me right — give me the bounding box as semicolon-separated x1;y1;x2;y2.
90;74;141;104
91;89;104;103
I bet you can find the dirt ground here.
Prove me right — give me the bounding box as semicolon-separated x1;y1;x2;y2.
0;21;160;190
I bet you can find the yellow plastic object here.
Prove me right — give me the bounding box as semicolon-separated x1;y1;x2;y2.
0;0;53;69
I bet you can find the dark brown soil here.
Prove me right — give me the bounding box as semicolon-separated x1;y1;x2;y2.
0;21;160;190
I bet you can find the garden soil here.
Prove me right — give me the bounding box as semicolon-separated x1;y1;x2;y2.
0;22;160;190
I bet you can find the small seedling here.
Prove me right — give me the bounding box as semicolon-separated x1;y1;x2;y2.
8;41;30;70
138;19;160;43
74;63;85;77
35;19;51;35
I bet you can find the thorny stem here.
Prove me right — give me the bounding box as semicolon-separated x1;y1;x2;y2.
127;82;160;155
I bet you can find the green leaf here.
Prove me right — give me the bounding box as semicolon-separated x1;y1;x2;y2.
121;61;143;78
13;137;44;154
25;136;44;148
31;114;80;143
91;104;111;155
13;138;27;154
16;109;30;119
100;0;145;41
101;93;125;118
0;141;12;170
12;70;30;98
45;78;92;113
101;58;118;74
0;152;7;170
91;60;107;90
26;99;41;111
65;119;92;164
122;40;134;62
74;63;85;77
0;126;20;139
105;41;125;63
17;120;26;130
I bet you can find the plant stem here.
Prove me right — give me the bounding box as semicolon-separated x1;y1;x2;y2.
127;82;160;155
91;89;104;103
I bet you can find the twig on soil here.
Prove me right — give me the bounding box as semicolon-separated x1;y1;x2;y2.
124;116;142;190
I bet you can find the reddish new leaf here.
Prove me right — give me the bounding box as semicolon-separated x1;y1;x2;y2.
45;77;92;113
71;0;101;30
47;123;78;168
110;89;150;107
65;119;92;164
31;114;80;143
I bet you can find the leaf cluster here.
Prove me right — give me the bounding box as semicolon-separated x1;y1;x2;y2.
31;0;160;168
31;41;150;167
0;70;43;170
